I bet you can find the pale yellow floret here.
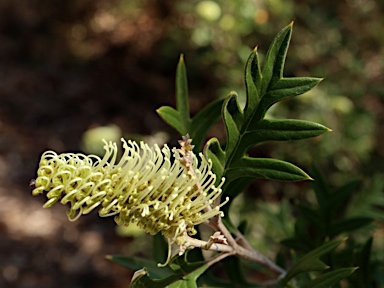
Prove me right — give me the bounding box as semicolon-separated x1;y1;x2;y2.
32;138;227;242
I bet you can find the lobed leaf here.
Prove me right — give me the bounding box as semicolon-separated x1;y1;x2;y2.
204;22;329;204
260;22;293;96
251;77;323;124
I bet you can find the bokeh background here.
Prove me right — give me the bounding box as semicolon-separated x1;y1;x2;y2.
0;0;383;287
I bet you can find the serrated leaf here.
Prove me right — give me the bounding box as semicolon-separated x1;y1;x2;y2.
190;98;225;150
157;106;185;135
226;157;311;182
302;267;357;288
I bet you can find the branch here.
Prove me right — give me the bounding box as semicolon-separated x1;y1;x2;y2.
178;135;286;283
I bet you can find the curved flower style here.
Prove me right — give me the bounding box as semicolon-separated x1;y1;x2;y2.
32;138;226;243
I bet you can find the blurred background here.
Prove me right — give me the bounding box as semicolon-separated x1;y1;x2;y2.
0;0;383;287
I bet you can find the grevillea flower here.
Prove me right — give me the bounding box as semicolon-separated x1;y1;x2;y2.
32;137;226;244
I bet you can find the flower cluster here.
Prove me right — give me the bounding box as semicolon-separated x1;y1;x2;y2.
32;138;226;243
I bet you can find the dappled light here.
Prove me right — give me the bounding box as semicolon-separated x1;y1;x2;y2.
0;0;383;286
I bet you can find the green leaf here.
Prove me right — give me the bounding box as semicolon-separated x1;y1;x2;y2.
260;21;293;96
302;267;358;288
157;106;185;135
250;119;330;142
167;264;209;288
328;180;360;216
234;119;330;158
298;204;325;234
279;239;345;285
226;157;312;182
204;22;328;207
123;252;209;288
354;237;373;286
175;54;191;129
243;47;261;121
221;177;254;208
190;98;225;150
299;238;345;263
310;165;332;213
158;55;223;149
153;232;168;264
252;77;323;124
329;217;373;237
107;255;174;279
204;137;226;179
223;92;243;155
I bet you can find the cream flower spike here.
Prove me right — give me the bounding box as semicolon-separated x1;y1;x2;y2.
32;137;226;244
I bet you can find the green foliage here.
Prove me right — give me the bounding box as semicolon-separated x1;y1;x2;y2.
157;54;225;151
277;239;357;287
301;267;358;288
203;23;328;204
107;23;381;287
108;253;209;288
282;166;374;252
277;167;381;287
